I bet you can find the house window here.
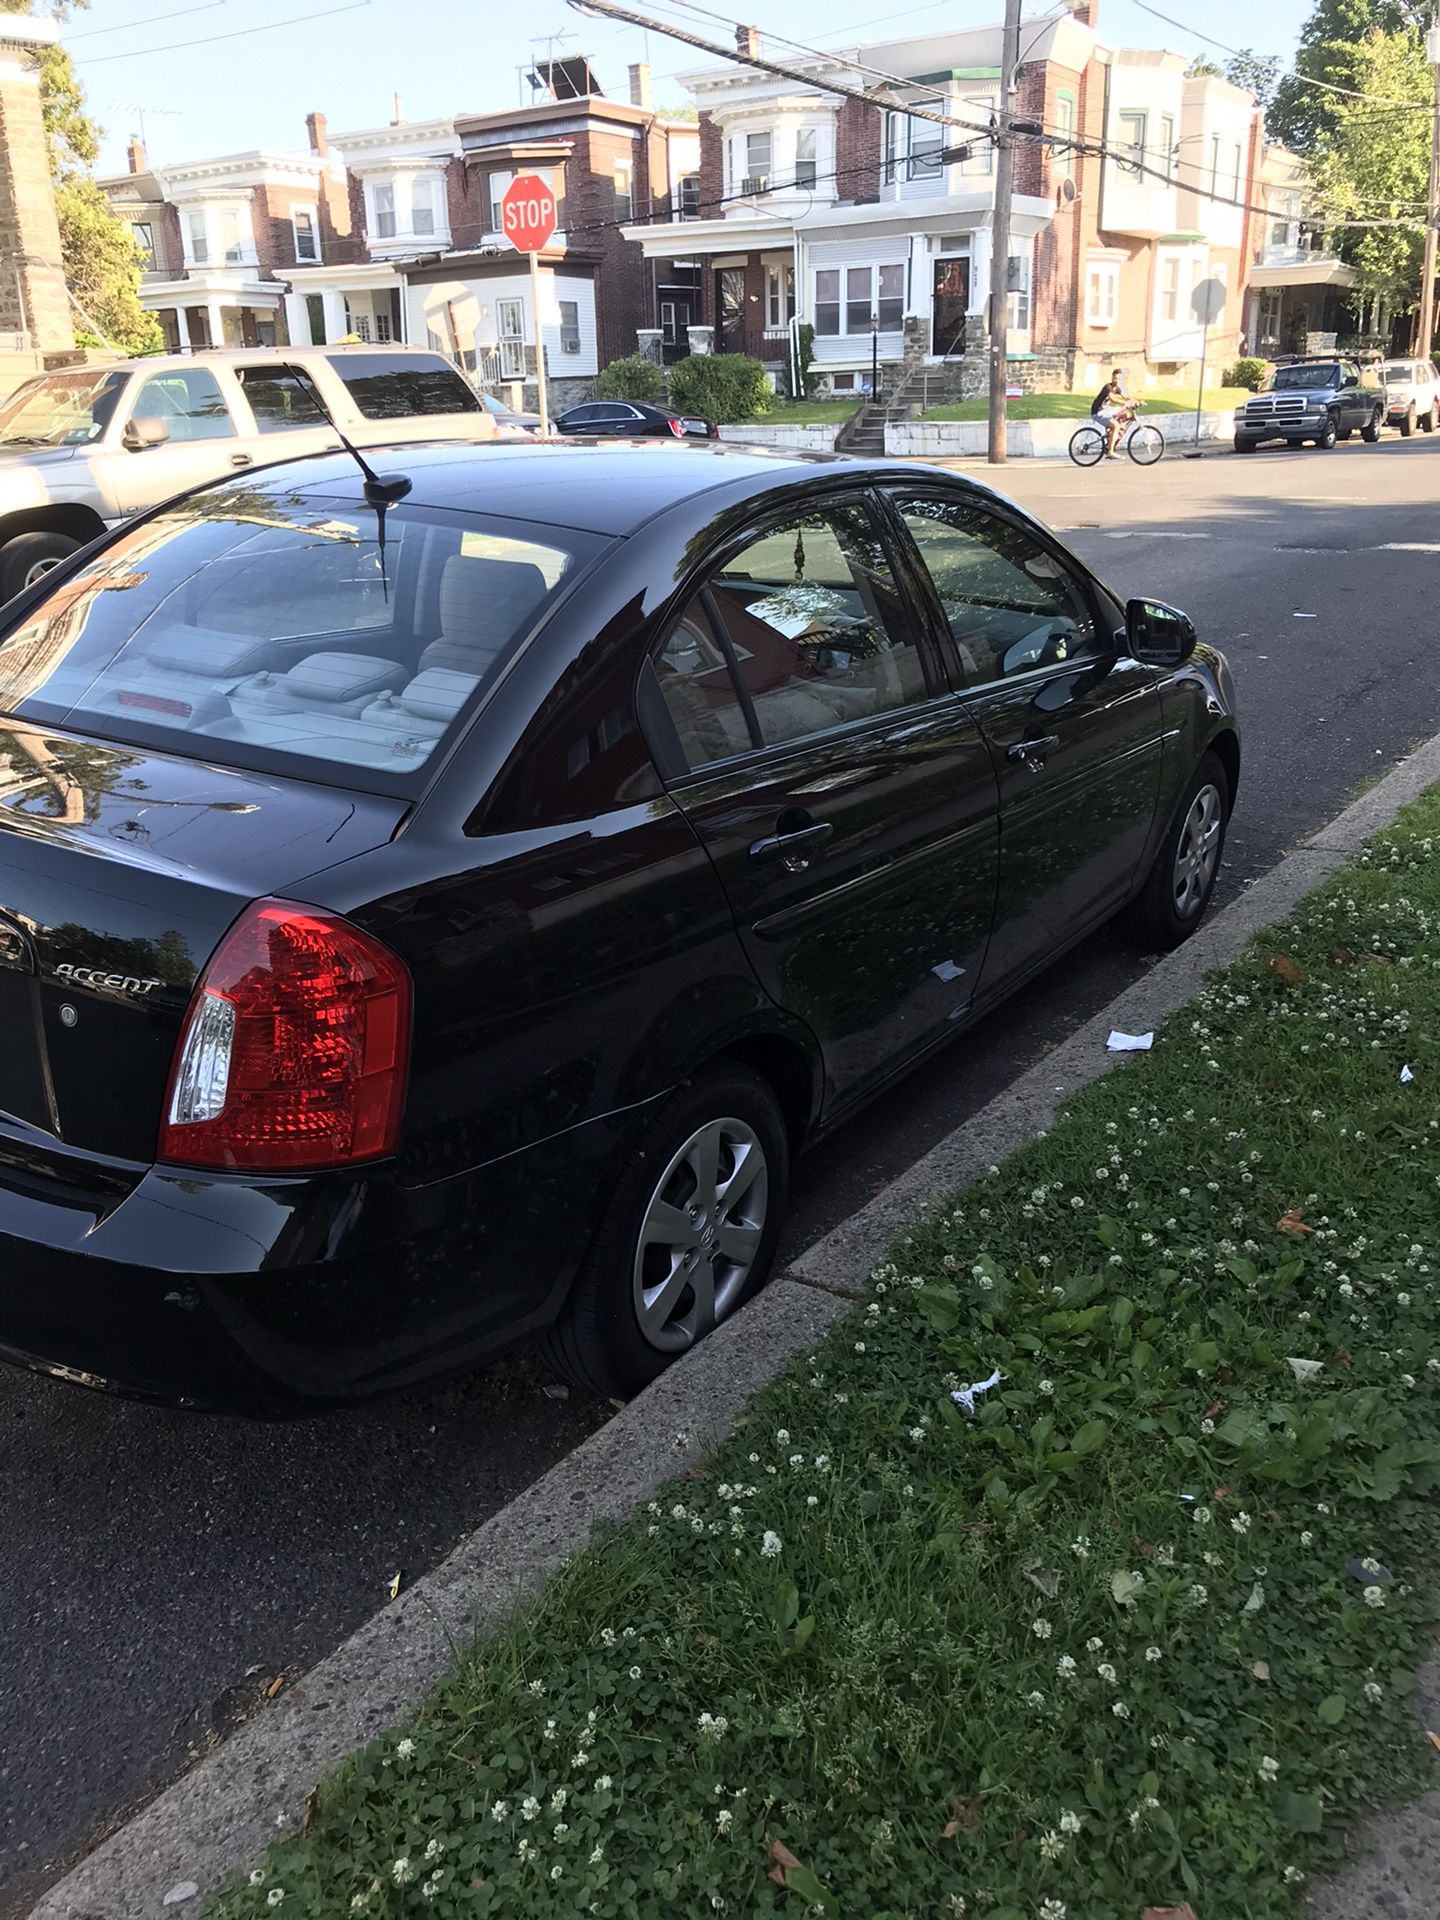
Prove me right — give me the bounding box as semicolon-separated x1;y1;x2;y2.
411;177;436;236
745;130;771;187
678;171;700;217
559;299;581;354
1161;254;1180;323
765;262;795;329
375;309;392;343
613;162;632;222
217;208;244;264
131;221;154;267
1117;111;1146;177
795;127;817;190
815;267;840;335
877;262;903;330
661;299;679;344
846;265;872;333
958;100;994;177
885;98;944;183
373;181;396;239
488;170;513;233
1158;114;1175;178
1086;258;1118;327
186;210;208;265
1053;92;1075;181
1007;252;1030;332
292;208;319;263
1208;133;1220;194
1230;141;1243;199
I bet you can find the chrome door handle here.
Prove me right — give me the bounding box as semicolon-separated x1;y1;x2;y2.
748;820;834;871
1007;733;1060;766
229;453;253;467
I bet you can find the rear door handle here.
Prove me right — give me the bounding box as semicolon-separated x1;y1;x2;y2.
1007;733;1060;767
229;453;254;467
748;820;834;871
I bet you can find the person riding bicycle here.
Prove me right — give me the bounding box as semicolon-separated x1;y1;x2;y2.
1090;369;1140;460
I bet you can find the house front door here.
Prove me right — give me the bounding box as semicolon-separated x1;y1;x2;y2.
932;258;969;357
715;267;745;352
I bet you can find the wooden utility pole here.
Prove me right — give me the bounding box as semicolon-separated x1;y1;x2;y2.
987;0;1023;463
1418;25;1440;362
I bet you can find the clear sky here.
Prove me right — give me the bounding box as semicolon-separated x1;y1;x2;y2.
70;0;1315;179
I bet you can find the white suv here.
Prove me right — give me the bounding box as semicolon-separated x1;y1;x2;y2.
0;345;496;598
1381;358;1440;436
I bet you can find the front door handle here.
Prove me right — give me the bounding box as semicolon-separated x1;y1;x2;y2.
229;452;254;467
748;819;834;872
1006;733;1060;768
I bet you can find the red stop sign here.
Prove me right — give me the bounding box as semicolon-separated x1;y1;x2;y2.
500;174;558;254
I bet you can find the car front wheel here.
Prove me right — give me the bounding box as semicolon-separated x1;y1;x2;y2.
541;1064;790;1397
0;530;80;600
1233;435;1257;453
1120;751;1230;952
1316;416;1337;449
1400;404;1417;437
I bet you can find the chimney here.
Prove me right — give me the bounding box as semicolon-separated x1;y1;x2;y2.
305;111;329;160
391;91;403;126
126;134;146;175
629;61;652;108
736;24;759;59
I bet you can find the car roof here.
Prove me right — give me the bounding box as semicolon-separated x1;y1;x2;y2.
268;439;986;537
41;345;454;379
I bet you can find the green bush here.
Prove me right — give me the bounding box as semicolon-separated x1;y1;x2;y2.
668;352;772;423
595;354;664;403
1225;356;1268;391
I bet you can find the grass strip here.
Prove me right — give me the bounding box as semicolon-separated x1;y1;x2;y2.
213;791;1440;1920
921;388;1249;422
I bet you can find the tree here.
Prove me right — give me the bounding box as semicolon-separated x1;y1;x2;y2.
1268;0;1426;151
0;0;160;351
1225;50;1283;114
1308;28;1431;317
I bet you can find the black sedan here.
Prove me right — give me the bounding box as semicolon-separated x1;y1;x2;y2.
554;399;719;438
0;441;1237;1413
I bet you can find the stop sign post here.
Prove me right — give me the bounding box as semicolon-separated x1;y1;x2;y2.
500;173;559;436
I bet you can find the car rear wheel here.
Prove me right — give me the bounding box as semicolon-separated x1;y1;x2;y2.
1120;751;1230;952
1400;403;1417;437
0;530;80;600
1316;416;1337;449
541;1064;789;1398
1361;410;1382;443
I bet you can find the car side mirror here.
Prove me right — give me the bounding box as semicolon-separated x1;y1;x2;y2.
122;416;169;451
1342;376;1358;390
1126;597;1196;668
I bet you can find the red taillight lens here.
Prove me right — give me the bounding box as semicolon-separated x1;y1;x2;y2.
158;898;411;1173
667;416;685;437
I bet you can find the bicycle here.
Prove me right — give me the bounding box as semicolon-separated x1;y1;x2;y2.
1068;405;1165;468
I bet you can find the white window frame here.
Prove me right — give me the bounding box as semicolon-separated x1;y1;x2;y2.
958;98;994;178
1117;111;1146;177
1160;253;1181;323
291;205;320;264
1053;92;1076;181
765;261;795;330
885;96;944;185
1006;248;1031;333
1086;257;1119;328
558;298;581;354
410;174;438;238
613;161;632;222
185;209;209;266
1158;114;1175;179
794;127;817;190
497;295;526;379
131;220;155;267
745;129;772;187
488;169;513;234
371;179;397;240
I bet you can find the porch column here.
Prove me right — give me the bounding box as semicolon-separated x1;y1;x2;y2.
206;298;226;348
172;304;189;350
322;289;348;343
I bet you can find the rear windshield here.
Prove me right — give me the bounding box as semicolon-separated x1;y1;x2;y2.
1263;364;1340;391
1382;362;1416;382
0;490;604;796
329;353;482;420
0;368;131;448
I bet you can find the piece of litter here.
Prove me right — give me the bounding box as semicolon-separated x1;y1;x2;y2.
1293;612;1318;619
1287;1357;1324;1382
1401;1064;1415;1083
542;1381;570;1400
1252;1661;1271;1682
951;1367;1002;1416
931;959;966;983
1428;1731;1440;1754
1107;1029;1153;1052
162;1885;199;1908
387;1570;404;1601
1178;1492;1197;1504
1347;1558;1393;1586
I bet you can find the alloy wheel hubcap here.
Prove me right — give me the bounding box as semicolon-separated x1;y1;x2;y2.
632;1116;768;1353
1172;784;1222;918
23;556;62;587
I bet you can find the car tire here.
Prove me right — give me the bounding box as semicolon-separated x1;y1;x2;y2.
0;530;80;600
1401;404;1416;438
540;1064;790;1399
1120;750;1230;953
1233;436;1257;453
1424;407;1437;433
1361;410;1382;443
1316;416;1337;449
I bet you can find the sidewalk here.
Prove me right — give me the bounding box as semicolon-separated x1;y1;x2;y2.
181;791;1440;1916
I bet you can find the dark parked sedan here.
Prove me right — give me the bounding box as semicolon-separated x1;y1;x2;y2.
555;399;719;438
0;441;1237;1413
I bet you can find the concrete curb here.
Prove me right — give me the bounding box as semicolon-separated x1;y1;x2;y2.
30;728;1440;1919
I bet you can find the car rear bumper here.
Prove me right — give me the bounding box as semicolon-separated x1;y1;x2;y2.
0;1104;649;1414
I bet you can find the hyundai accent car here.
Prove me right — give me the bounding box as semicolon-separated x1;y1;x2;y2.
0;440;1237;1413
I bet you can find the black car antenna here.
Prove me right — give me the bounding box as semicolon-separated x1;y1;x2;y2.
287;368;411;597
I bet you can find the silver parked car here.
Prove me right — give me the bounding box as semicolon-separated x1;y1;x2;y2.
0;345;495;598
1380;358;1440;436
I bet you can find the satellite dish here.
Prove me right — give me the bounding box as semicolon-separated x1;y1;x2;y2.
1057;177;1078;207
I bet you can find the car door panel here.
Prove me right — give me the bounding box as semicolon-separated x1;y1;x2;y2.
880;486;1167;1002
107;365;250;515
648;496;1000;1111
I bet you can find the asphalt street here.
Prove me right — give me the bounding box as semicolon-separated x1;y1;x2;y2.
6;434;1440;1914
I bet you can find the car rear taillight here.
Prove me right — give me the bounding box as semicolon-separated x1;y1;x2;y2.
666;416;685;437
158;898;410;1173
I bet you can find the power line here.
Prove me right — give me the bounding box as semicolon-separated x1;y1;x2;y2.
67;1;225;40
72;0;373;66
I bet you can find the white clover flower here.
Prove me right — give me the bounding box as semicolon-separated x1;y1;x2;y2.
1231;1510;1252;1535
716;1807;733;1834
1300;1530;1314;1547
789;1452;805;1466
697;1712;729;1742
909;1427;926;1442
1145;1646;1162;1663
553;1823;569;1841
1259;1755;1280;1783
396;1738;415;1760
490;1799;509;1821
760;1530;783;1558
1070;1535;1091;1559
807;1494;819;1508
392;1858;414;1885
854;1341;866;1353
266;1895;284;1911
629;1664;642;1680
1039;1830;1066;1860
600;1627;617;1647
814;1454;830;1470
1031;1617;1052;1640
550;1864;563;1882
424;1838;444;1861
1365;1681;1383;1702
1057;1654;1077;1679
1059;1809;1082;1834
1187;1583;1208;1606
1086;1636;1104;1653
572;1750;591;1768
1193;1505;1213;1526
249;1871;266;1887
1199;1417;1215;1436
1284;1866;1305;1885
516;1838;536;1865
550;1788;567;1813
1364;1585;1386;1609
1361;1556;1382;1574
596;1774;613;1791
1039;1901;1067;1920
1038;1379;1054;1396
1112;1701;1131;1719
589;1843;605;1864
1026;1690;1046;1708
1097;1662;1117;1685
522;1796;541;1822
775;1429;790;1443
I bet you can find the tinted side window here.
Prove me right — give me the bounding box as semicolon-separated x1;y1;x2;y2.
330;354;481;420
237;364;329;433
679;502;926;758
655;603;752;766
891;493;1098;685
130;368;235;441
